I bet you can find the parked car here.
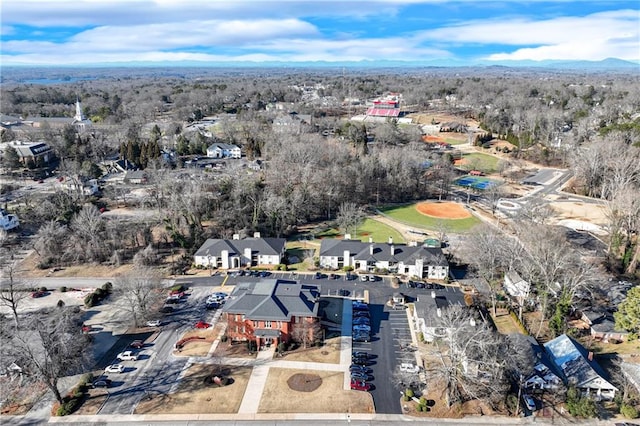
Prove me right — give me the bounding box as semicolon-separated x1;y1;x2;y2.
194;321;211;329
159;306;174;313
368;275;379;282
116;351;139;361
146;320;161;327
353;334;370;343
130;340;144;349
350;371;371;382
407;280;417;288
415;282;426;289
92;378;112;388
105;364;124;374
350;379;371;391
353;310;370;319
339;289;350;297
165;297;180;304
329;273;339;280
213;292;228;299
314;272;325;279
352;301;368;311
206;301;220;310
352;351;371;359
353;317;370;326
353;324;371;333
345;273;356;281
352;356;369;365
399;363;420;374
523;394;536;411
31;290;46;298
169;290;185;297
359;274;368;282
350;365;372;374
259;271;271;278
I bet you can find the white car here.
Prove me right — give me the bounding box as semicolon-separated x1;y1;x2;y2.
399;363;420;374
523;394;536;411
105;364;125;373
146;319;161;327
116;351;139;361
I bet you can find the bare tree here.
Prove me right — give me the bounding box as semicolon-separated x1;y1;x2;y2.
114;267;165;328
0;262;31;327
336;202;365;238
290;320;322;349
4;306;91;405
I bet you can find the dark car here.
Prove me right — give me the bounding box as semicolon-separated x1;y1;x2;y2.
339;289;350;297
350;365;372;374
130;340;144;349
407;280;417;288
415;282;426;289
425;283;433;289
259;271;271;278
159;306;174;313
92;378;112;388
314;272;326;279
345;273;356;281
353;335;370;343
206;301;220;310
353;317;370;326
352;302;368;311
329;273;339;280
353;310;370;318
351;356;369;365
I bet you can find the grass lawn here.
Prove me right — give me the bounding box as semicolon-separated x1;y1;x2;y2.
380;204;481;233
445;137;468;145
314;218;405;243
284;242;319;271
258;367;373;414
491;313;526;335
461;152;499;173
135;364;252;414
281;337;341;364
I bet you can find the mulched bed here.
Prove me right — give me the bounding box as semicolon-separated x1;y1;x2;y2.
287;373;323;392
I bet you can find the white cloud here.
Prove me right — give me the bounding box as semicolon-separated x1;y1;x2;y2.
417;9;640;61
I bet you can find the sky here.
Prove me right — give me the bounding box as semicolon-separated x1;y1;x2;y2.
1;0;639;66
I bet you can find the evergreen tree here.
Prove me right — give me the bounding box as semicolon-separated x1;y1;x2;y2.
2;146;22;169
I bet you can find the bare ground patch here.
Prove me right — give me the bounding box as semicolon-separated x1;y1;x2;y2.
258;367;373;414
212;339;258;359
72;389;108;415
416;202;472;219
134;364;252;414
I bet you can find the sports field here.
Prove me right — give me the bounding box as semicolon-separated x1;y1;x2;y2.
381;202;481;233
455;175;498;190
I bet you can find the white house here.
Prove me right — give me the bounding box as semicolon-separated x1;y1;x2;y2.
504;271;530;303
412;293;452;342
319;237;448;280
0;209;19;231
206;143;241;159
194;233;285;269
544;334;618;400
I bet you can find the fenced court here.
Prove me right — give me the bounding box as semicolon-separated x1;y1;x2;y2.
455;175;498;190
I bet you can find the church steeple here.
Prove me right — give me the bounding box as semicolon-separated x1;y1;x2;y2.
74;97;85;122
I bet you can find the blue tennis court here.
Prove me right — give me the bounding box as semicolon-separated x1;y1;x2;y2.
455;175;498;190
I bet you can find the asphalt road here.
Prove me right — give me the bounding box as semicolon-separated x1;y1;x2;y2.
97;286;214;415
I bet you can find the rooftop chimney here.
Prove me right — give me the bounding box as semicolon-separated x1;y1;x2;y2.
388;236;393;244
368;237;373;243
345;233;351;240
232;233;240;240
253;232;261;238
369;244;374;255
390;245;395;256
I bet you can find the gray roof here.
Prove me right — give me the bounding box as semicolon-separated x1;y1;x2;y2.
544;334;616;389
222;279;320;321
414;294;452;327
194;237;285;258
320;240;447;265
207;143;239;150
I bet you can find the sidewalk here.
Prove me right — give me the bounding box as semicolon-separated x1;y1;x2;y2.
237;345;276;413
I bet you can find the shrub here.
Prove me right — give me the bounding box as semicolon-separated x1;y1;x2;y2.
418;332;424;343
84;293;95;308
93;288;105;298
220;335;228;342
277;342;287;353
101;282;113;293
39;286;48;292
405;388;414;398
59;286;67;293
621;403;639;419
343;266;354;272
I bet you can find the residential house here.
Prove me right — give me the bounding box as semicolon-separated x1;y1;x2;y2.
206;143;241;159
123;170;147;184
580;308;628;342
222;279;321;347
520;335;564;391
504;271;530;305
412;293;452;342
1;141;54;166
319;237;449;280
193;233;285;269
544;334;618;400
